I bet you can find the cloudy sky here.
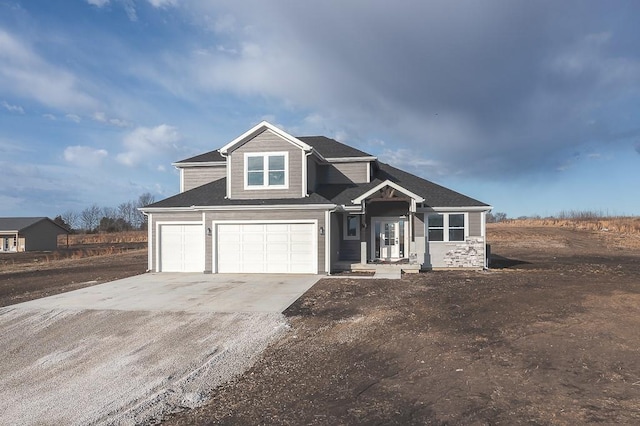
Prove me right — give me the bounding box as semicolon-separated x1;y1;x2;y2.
1;0;639;218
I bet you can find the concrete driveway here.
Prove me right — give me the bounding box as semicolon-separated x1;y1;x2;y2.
15;272;321;313
0;273;321;425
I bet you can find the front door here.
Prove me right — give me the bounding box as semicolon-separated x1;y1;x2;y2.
380;221;400;259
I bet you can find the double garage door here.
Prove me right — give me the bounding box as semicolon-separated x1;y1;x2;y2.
158;222;317;274
216;222;316;274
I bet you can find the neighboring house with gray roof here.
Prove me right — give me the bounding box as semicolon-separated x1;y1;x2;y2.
0;217;69;252
141;121;492;273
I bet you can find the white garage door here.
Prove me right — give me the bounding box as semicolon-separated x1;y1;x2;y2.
216;223;316;274
159;224;204;272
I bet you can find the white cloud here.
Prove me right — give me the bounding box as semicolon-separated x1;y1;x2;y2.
65;113;81;123
0;29;96;111
2;101;24;114
42;113;56;120
147;0;177;8
117;124;182;167
86;0;110;6
93;111;131;127
63;145;108;167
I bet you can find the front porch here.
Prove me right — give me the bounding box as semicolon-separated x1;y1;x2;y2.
332;260;421;274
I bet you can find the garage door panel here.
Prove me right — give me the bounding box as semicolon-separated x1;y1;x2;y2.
159;224;204;272
216;222;316;274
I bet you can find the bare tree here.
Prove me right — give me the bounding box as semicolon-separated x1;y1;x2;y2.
117;202;136;226
60;210;79;231
134;193;155;230
80;204;101;232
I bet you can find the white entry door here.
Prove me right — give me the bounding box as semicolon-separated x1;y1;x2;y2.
159;224;204;272
380;221;400;259
216;222;316;274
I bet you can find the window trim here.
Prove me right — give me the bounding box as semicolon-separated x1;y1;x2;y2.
426;212;467;242
343;214;360;240
243;152;289;190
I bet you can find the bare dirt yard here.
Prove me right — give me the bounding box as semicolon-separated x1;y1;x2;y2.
0;237;147;307
161;223;640;425
1;225;639;425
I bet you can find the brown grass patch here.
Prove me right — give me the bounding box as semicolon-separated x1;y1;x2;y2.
58;230;147;246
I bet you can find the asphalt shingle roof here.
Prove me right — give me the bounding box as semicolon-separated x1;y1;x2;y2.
146;178;334;208
174;150;225;164
297;136;373;158
0;217;66;232
315;162;489;208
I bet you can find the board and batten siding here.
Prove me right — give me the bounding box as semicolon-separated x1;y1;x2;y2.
229;129;303;199
204;209;327;273
307;156;318;193
320;162;368;184
182;166;226;192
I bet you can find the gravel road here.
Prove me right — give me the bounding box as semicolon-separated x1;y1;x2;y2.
0;307;287;425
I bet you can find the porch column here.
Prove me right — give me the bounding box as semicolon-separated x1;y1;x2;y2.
360;215;367;264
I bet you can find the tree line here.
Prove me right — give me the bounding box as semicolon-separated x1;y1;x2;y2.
54;193;155;233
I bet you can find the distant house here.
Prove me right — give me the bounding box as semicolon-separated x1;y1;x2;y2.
0;217;70;253
141;121;492;274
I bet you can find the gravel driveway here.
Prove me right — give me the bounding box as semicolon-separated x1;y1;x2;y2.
0;273;320;425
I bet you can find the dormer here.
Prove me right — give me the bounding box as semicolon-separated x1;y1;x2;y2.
220;121;314;200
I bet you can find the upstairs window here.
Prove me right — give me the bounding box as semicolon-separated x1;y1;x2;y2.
244;152;288;189
427;213;466;242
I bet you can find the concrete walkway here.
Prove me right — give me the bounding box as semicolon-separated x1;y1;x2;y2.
16;272;321;313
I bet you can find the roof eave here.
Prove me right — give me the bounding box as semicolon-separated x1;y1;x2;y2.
172;161;226;168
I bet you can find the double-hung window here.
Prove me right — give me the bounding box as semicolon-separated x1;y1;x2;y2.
244;152;288;189
427;213;466;242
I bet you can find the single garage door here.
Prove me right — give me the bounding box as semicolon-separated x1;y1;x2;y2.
159;224;204;272
216;222;316;274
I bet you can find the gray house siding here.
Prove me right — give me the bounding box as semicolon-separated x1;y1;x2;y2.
307;156;318;193
22;220;66;251
469;212;482;236
229;129;304;199
320;162;368;184
182;166;226;192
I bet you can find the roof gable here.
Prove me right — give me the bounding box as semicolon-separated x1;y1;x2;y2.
219;121;312;154
352;180;425;204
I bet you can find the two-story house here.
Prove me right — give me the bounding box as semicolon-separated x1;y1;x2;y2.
141;121;491;274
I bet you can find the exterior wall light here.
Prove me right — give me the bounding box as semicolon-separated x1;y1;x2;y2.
319;226;324;236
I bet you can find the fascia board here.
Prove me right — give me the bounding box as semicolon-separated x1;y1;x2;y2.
351;180;425;204
172;161;226;168
418;205;493;212
219;121;312;154
325;156;377;163
140;204;336;213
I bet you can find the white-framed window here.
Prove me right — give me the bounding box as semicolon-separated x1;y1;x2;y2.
427;213;466;242
343;214;360;240
244;152;288;189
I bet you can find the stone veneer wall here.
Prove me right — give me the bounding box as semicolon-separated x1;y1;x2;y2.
443;237;485;268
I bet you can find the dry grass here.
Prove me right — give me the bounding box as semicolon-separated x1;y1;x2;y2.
58;230;147;246
498;217;640;235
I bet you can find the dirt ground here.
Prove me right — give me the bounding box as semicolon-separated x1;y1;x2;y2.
1;225;639;424
0;247;147;307
161;225;640;425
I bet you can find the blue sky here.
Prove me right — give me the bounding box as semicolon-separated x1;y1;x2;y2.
1;0;639;218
